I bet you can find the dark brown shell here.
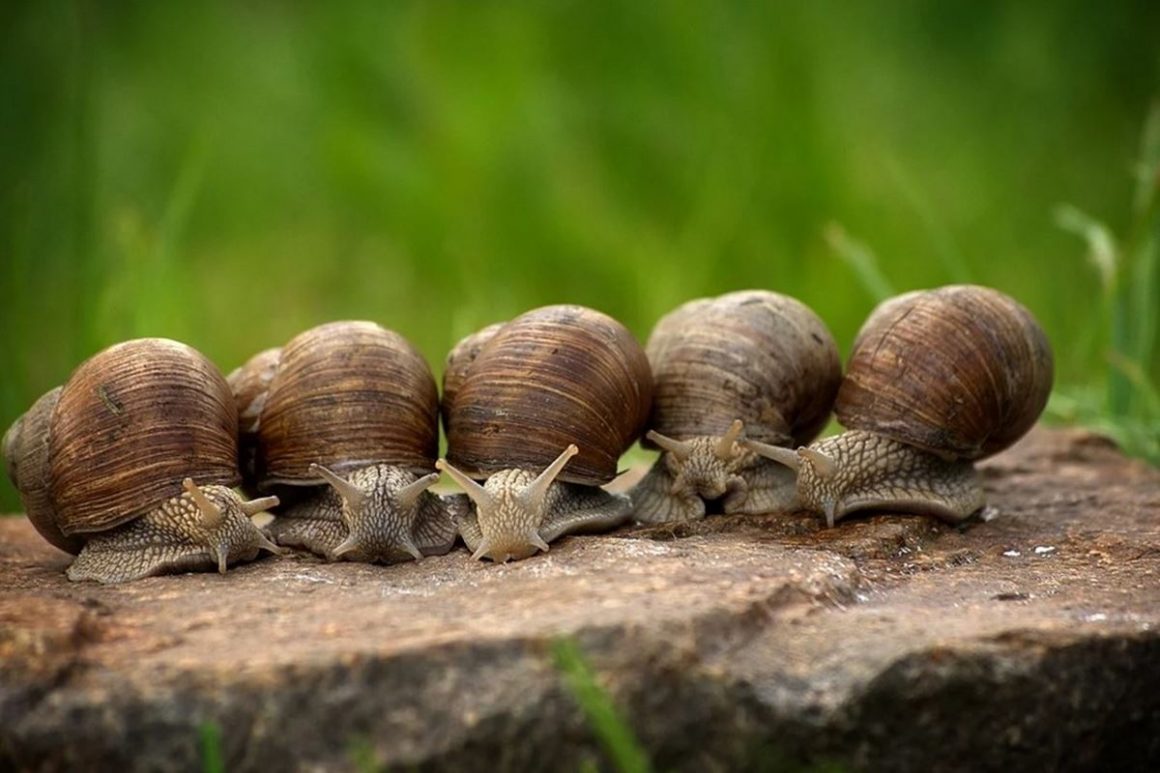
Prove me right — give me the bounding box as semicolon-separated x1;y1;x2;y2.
255;321;438;485
644;290;842;447
48;339;241;536
444;305;653;485
441;322;504;428
3;387;84;554
836;284;1054;460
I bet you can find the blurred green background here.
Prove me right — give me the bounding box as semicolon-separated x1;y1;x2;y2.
2;0;1158;511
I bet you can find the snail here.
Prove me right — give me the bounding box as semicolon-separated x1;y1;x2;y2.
229;321;457;564
438;305;653;562
2;338;282;584
629;290;842;523
744;285;1054;526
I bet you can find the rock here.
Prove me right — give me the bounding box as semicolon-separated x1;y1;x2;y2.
1;426;1158;771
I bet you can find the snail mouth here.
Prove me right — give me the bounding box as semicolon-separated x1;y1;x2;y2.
472;531;549;563
702;496;728;515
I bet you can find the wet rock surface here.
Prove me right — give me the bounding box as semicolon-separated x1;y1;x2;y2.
1;427;1158;771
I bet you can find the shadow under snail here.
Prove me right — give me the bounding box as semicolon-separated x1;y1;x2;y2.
438;305;653;562
744;285;1054;526
229;321;458;564
2;338;282;583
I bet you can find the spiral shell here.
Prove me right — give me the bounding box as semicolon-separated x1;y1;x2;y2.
836;284;1054;460
645;290;841;446
1;339;241;549
250;321;439;487
3;387;82;553
443;305;653;484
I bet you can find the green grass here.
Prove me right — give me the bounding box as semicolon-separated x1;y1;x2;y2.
199;721;225;773
1049;100;1160;463
553;638;652;773
2;1;1159;510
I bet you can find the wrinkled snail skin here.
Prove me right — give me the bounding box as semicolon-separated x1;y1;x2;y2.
3;338;282;583
630;290;842;523
631;421;799;523
438;446;634;563
66;481;283;584
745;432;985;527
230;321;457;564
267;464;456;563
749;285;1053;527
441;305;652;562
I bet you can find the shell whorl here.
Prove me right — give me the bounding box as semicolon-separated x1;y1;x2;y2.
3;387;84;554
836;284;1054;461
253;321;439;486
443;305;653;485
644;290;841;447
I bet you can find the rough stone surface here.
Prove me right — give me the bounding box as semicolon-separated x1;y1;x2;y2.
1;427;1158;772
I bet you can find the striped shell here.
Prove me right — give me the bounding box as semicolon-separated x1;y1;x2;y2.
443;305;653;485
245;321;439;487
836;284;1054;460
645;290;841;446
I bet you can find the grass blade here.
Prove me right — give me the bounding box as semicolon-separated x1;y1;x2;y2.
200;721;225;773
824;222;895;303
553;638;651;773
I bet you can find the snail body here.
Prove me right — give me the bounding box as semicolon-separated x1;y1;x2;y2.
230;321;457;563
746;285;1053;525
2;338;281;583
438;305;653;562
630;290;842;522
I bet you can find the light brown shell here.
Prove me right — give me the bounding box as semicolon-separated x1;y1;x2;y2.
47;338;241;537
444;305;653;485
644;290;842;447
836;284;1054;461
228;347;282;435
253;321;439;486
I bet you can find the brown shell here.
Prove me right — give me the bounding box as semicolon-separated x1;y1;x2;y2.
644;290;842;447
48;339;241;536
444;305;653;484
228;347;282;435
441;322;505;428
3;387;84;554
836;284;1054;461
227;347;282;490
255;321;438;485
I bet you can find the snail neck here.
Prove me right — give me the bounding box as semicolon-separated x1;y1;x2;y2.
794;430;985;527
65;484;282;583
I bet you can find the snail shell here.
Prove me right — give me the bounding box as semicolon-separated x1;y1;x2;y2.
837;284;1053;460
747;285;1054;526
254;321;439;486
444;305;652;485
646;290;841;447
2;338;280;582
226;346;281;490
439;305;653;562
441;321;504;427
631;290;842;523
234;321;454;563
